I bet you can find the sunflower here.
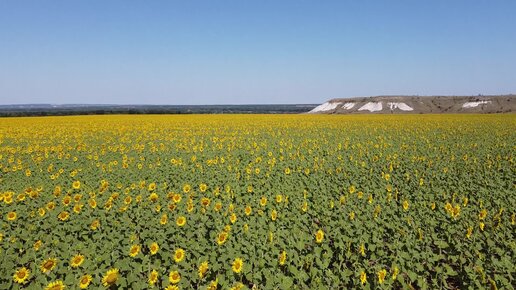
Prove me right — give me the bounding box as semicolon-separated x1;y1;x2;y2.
7;211;16;221
214;202;222;211
149;192;159;202
41;258;58;273
245;205;252;216
176;216;186;227
360;271;367;285
279;250;287;266
199;183;207;192
207;279;218;290
302;201;308;212
13;267;30;284
150;242;159;255
198;261;209;279
70;254;85;268
90;219;100;230
160;214;168;225
230;213;237;224
315;229;324;243
182;184;191;193
172;193;181;203
260;196;267;207
187;203;194;213
479;209;488;220
392;266;399;280
79;274;92;289
169;270;181;284
72;180;81;189
275;195;283;203
232;258;243;274
377;269;387;284
47;201;56;210
271;210;277;221
102;268;119;287
165;285;180;290
148;269;158;286
73;204;83;214
148;182;157;191
62;196;72;206
402;200;409;210
34;240;43;251
58;211;70;221
129;244;141;257
173;248;185;263
39;208;46;217
45;280;65;290
201;197;210;207
88;199;97;208
217;232;228;245
231;282;245;290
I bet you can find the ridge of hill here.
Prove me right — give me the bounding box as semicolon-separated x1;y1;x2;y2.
308;95;516;114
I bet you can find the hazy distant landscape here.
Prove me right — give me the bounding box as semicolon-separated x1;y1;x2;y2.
0;104;318;117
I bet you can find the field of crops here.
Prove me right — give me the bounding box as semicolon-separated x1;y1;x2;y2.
0;114;515;290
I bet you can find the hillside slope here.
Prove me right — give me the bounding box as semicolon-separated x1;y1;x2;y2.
308;95;516;114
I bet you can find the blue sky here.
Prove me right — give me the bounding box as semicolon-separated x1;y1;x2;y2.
0;1;515;105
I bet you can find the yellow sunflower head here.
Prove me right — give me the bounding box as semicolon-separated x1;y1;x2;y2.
102;268;119;287
217;232;228;245
129;244;141;257
44;280;65;290
79;274;92;289
198;261;209;279
58;211;70;221
232;258;243;274
245;205;252;216
315;229;324;243
90;219;100;230
150;242;159;255
72;181;81;189
169;270;181;284
160;214;168;225
34;240;43;251
40;258;58;273
13;267;30;285
173;248;185;263
176;216;186;227
7;211;17;221
70;254;85;268
230;213;237;224
279;250;287;266
148;269;159;286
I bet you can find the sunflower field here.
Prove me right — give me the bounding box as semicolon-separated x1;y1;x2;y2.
0;114;515;290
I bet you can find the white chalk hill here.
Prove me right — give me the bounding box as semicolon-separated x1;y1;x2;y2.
308;95;515;114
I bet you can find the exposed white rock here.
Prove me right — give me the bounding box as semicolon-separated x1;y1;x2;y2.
387;102;413;111
462;101;492;108
342;103;355;110
309;102;341;113
358;102;382;112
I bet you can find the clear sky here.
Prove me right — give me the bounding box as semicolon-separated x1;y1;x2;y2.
0;1;515;105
